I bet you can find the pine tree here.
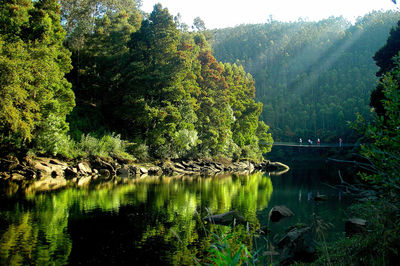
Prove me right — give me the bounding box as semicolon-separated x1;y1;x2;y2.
119;4;195;157
61;0;142;50
195;50;232;156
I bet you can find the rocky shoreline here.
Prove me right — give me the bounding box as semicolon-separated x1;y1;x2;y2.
0;156;289;194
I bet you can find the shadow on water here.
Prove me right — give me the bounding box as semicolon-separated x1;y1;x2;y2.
0;161;353;265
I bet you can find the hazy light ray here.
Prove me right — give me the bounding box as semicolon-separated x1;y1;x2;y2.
263;24;365;137
285;19;351;95
291;20;349;69
277;26;366;138
300;25;364;92
249;21;309;77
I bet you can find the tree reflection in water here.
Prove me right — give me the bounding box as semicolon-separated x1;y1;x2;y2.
0;172;273;264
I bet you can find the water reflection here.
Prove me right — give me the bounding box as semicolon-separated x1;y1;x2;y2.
0;199;72;265
258;162;352;246
0;172;273;265
267;167;290;176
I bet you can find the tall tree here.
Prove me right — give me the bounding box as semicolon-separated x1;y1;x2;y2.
61;0;142;49
117;4;195;157
66;9;141;138
223;63;272;157
193;17;206;31
370;20;400;115
195;51;233;156
60;2;271;160
63;0;143;139
0;0;74;153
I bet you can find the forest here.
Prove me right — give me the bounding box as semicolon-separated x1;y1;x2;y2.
212;11;399;142
1;1;398;159
0;0;272;162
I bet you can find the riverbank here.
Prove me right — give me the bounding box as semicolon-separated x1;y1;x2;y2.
0;155;289;194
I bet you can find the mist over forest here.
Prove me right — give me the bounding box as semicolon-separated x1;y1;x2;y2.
211;11;399;142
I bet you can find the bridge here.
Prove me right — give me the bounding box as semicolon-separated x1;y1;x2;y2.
269;142;359;148
266;141;360;161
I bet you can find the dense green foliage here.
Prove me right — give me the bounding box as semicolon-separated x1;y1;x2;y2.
370;20;400;116
65;3;272;160
212;11;399;142
210;12;400;264
0;0;75;154
356;58;400;193
0;1;272;160
310;19;400;263
2;0;400;264
60;0;143;50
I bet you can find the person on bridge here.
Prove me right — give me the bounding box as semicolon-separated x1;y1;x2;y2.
339;138;343;147
317;138;320;145
299;138;303;145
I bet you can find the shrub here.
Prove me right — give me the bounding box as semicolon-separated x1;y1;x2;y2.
34;114;77;158
76;133;133;159
172;129;200;158
127;143;150;162
207;228;254;265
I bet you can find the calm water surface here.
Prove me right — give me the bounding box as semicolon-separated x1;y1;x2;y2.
0;161;352;265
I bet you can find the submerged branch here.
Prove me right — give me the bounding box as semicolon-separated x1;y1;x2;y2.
327;158;376;170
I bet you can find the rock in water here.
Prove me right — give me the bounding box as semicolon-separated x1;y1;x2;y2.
269;206;294;222
78;162;92;174
278;226;316;264
314;195;328;201
117;165;131;178
203;210;245;226
78;176;92;187
139;167;148;174
345;218;366;237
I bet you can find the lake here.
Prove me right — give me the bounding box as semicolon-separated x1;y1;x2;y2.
0;160;353;265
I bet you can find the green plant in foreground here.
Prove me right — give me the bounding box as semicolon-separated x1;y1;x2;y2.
208;231;253;265
311;214;333;266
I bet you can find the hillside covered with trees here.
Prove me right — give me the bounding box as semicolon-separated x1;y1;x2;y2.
212;11;399;142
0;0;272;162
2;1;398;160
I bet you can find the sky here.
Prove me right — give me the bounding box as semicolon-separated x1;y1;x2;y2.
140;0;398;29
